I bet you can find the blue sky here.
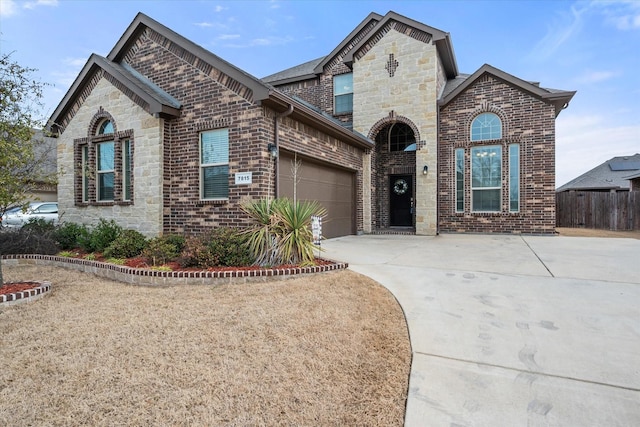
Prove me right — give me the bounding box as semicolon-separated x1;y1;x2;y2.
1;0;638;187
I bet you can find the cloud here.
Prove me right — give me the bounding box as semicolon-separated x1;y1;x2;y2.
590;0;640;30
214;5;227;13
194;22;213;28
555;113;640;186
575;70;619;84
0;0;18;17
269;0;281;9
1;0;57;16
217;34;240;40
223;35;293;48
528;4;587;61
23;0;58;9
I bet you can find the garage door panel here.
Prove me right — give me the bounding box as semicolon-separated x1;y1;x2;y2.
279;153;355;239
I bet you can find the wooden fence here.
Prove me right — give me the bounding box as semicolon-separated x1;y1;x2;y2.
556;191;640;230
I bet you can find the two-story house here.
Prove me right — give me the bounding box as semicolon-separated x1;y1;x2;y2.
49;11;574;238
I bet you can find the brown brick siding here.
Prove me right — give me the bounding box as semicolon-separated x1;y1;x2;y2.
438;75;557;234
120;26;365;235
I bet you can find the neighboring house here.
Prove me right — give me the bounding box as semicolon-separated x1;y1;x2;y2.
556;154;640;230
25;129;57;203
556;154;640;193
49;11;574;238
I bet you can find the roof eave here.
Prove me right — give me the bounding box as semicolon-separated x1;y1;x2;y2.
313;12;383;74
265;91;373;150
262;73;318;86
108;12;270;102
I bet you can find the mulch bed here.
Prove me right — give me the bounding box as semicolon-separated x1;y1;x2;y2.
0;282;41;296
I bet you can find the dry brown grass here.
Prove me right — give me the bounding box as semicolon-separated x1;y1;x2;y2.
556;227;640;239
1;265;410;426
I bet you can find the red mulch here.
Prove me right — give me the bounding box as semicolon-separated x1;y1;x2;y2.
0;282;41;296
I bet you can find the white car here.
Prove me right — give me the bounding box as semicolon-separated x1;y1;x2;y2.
1;202;59;229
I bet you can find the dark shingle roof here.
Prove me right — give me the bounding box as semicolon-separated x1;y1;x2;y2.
556;153;640;192
262;57;325;83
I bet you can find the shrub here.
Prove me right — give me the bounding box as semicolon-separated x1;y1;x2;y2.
0;229;59;255
142;234;184;266
103;229;148;259
80;219;123;253
241;198;326;266
52;222;89;250
178;235;217;268
207;227;253;267
21;217;56;235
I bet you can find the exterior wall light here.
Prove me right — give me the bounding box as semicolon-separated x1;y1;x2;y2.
268;143;278;159
423;165;428;175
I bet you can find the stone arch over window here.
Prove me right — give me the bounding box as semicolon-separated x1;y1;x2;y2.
369;113;421;150
75;107;133;205
87;107;117;138
465;104;507;142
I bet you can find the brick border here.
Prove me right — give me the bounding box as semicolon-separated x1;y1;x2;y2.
0;281;52;307
2;255;348;287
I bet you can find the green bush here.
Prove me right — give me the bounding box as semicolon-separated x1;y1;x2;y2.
80;219;123;253
21;217;57;235
142;234;185;266
103;229;148;259
178;235;217;268
207;227;253;267
52;222;89;250
0;229;59;255
177;229;251;268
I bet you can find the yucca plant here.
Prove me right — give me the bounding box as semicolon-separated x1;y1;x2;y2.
241;198;326;266
272;199;326;266
241;198;282;266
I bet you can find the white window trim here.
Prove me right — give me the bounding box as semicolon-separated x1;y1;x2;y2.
455;148;465;213
471;145;501;213
509;144;520;213
97;141;115;202
199;129;229;201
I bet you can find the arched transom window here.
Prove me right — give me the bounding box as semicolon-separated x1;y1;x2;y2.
471;113;502;141
375;122;416;152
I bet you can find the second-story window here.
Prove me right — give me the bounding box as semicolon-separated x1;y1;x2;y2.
334;73;353;114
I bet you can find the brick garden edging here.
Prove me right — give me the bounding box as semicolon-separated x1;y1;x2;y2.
2;255;348;287
0;281;52;307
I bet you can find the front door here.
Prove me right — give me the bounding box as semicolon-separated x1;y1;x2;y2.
390;175;413;226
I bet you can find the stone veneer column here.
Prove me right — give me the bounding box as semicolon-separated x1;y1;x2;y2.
352;29;439;235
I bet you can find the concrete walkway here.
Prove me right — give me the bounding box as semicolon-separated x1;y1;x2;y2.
322;234;640;426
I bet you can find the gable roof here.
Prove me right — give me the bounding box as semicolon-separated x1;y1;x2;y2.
263;10;458;85
342;11;457;78
49;53;182;133
439;64;576;117
556;153;640;192
48;13;373;150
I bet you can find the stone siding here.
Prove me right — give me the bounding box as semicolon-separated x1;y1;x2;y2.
57;77;164;236
353;29;439;235
438;74;557;234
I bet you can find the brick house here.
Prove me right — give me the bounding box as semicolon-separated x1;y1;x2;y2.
49;11;574;238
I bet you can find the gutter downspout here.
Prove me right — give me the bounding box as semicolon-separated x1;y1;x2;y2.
273;104;294;198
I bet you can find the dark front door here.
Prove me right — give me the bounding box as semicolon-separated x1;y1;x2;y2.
390;175;413;226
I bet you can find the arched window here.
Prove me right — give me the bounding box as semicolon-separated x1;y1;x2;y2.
97;120;114;135
375;122;416;152
471;113;501;141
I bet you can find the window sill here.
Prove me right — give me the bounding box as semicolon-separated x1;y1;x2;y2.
197;199;228;206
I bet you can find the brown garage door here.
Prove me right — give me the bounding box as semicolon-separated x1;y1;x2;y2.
279;152;355;239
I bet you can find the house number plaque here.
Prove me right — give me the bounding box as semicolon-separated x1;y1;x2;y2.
235;172;252;185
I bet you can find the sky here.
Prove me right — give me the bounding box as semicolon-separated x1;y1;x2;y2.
1;0;638;187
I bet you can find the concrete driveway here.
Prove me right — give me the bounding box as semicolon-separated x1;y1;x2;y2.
322;234;640;426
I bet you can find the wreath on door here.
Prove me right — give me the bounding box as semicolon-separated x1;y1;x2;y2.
393;179;408;195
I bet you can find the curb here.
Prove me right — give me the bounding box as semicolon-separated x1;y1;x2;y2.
0;281;52;307
1;255;349;287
